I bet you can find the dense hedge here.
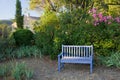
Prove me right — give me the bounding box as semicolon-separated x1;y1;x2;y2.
13;29;34;46
34;32;53;55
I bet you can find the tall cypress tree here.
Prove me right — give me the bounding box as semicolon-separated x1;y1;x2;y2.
15;0;24;29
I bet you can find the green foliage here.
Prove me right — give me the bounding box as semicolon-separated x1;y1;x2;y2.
29;0;93;12
13;29;34;46
0;62;33;80
33;7;120;60
35;9;90;59
104;0;120;16
0;44;41;61
50;10;92;59
0;31;41;61
23;1;120;71
34;11;58;55
93;0;108;12
14;46;41;58
25;69;33;80
34;11;58;32
109;5;120;16
12;62;33;80
31;1;120;64
15;0;24;29
0;64;11;77
99;51;120;68
34;32;53;55
51;37;64;59
0;35;15;61
0;65;6;77
0;24;11;38
29;0;57;11
90;24;120;57
65;0;93;10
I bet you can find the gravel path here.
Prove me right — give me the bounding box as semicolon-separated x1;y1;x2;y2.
1;57;120;80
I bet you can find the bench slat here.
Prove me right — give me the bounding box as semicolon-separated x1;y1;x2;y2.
62;45;93;58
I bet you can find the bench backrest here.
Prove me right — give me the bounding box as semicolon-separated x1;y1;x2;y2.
62;45;93;58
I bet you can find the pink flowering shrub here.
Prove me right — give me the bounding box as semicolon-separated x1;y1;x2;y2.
89;8;120;27
114;17;120;23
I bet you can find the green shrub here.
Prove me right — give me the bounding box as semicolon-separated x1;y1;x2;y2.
0;41;41;61
0;64;11;77
0;24;11;38
0;62;33;80
99;51;120;68
0;35;15;61
49;11;91;59
13;29;34;46
0;42;41;61
33;8;120;61
52;16;120;59
33;11;59;56
51;37;65;60
11;62;33;80
13;46;41;58
34;31;53;55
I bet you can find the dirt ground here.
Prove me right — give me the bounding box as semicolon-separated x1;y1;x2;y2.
0;57;120;80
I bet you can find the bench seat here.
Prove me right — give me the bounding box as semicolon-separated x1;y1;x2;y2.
61;56;92;64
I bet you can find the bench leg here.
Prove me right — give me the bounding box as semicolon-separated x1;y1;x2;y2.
58;58;61;72
61;63;64;68
90;62;93;74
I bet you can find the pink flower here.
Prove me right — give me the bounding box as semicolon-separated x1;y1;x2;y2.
88;10;92;13
92;8;97;13
94;23;97;26
94;20;99;23
94;22;99;26
98;12;103;19
94;20;99;26
108;22;111;24
99;18;103;22
103;16;107;22
92;14;97;18
115;17;120;23
89;8;97;14
89;7;120;27
107;16;112;20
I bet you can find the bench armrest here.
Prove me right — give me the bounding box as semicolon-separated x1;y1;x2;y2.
58;52;63;58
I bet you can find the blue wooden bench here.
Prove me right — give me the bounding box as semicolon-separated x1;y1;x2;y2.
58;45;93;73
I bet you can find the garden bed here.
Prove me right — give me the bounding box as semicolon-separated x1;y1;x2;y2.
0;57;120;80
